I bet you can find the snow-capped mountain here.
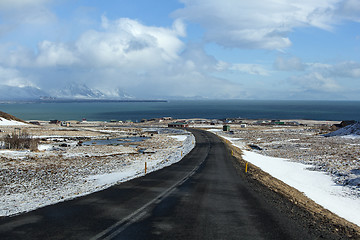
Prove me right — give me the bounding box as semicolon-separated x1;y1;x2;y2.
0;83;134;101
100;88;135;99
49;83;106;99
324;122;360;137
48;83;134;100
0;85;48;100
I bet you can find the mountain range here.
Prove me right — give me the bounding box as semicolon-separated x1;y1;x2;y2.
0;84;134;101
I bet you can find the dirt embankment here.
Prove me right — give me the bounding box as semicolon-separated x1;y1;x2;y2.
222;138;360;240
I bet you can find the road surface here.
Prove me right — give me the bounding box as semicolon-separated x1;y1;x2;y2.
0;129;343;239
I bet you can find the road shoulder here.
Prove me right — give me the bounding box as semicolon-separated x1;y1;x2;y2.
221;136;360;239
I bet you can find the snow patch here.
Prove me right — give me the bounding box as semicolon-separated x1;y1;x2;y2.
0;131;195;217
0;117;26;126
219;134;360;227
89;133;196;188
325;122;360;137
169;135;188;141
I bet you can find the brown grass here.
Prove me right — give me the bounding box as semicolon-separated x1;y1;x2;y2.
0;111;27;123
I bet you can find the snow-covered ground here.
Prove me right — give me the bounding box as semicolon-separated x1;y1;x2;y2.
0;117;26;126
324;122;360;137
211;130;360;227
88;132;195;189
0;129;195;217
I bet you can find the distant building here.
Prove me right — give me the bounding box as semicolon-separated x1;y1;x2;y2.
223;125;230;131
286;121;300;126
168;122;188;128
49;120;60;125
162;117;173;120
340;120;356;128
330;120;357;131
61;121;71;127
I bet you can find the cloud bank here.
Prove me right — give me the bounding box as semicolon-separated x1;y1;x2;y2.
0;16;244;99
174;0;341;50
0;0;360;100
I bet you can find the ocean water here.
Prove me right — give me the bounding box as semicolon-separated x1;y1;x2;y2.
0;100;359;122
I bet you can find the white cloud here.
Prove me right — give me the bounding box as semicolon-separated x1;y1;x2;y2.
332;61;360;78
0;0;50;10
289;72;341;92
336;0;360;22
75;17;185;69
230;64;270;76
0;17;245;99
306;61;360;78
284;60;360;97
174;0;339;49
274;56;305;71
35;41;80;67
179;42;219;72
0;66;34;88
0;0;55;37
5;17;185;69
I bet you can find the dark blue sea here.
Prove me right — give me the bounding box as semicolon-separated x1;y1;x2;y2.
0;100;359;122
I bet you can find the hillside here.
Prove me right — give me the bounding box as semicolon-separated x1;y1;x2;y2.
0;111;27;125
324;122;360;137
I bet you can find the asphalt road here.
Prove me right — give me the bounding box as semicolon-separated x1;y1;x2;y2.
0;129;344;239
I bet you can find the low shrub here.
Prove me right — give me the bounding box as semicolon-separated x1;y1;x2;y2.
1;130;39;151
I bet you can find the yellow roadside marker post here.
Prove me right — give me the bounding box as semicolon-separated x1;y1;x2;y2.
145;162;147;174
245;162;248;173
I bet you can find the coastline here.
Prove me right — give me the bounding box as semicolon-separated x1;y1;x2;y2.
1;100;360;122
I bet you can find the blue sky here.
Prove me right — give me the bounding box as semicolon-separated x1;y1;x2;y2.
0;0;360;100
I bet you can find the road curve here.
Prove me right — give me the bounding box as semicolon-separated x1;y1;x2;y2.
0;129;344;239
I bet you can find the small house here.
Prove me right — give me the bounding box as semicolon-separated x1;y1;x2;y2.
223;125;230;131
61;121;71;127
